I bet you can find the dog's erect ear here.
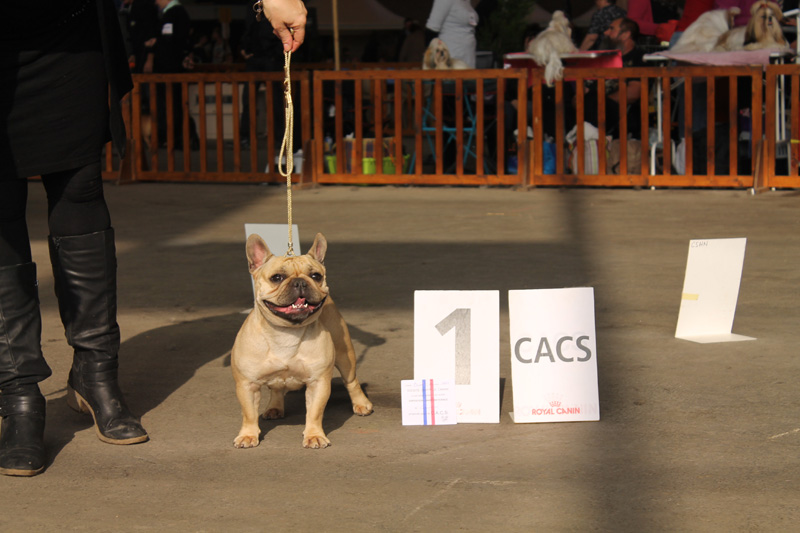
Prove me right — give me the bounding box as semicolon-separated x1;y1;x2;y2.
308;233;327;263
246;234;273;274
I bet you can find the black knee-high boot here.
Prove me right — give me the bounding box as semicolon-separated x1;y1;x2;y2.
0;262;52;476
48;229;147;445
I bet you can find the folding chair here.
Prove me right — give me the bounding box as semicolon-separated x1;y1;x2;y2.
409;80;479;173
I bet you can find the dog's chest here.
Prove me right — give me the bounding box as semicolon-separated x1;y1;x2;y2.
265;372;306;390
233;312;335;386
254;328;333;384
258;339;328;383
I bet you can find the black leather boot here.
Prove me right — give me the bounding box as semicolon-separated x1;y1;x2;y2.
0;262;52;476
0;384;46;476
49;229;147;445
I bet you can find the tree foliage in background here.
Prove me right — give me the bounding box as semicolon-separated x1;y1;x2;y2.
476;0;537;60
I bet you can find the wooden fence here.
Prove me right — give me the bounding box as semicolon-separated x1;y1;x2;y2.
312;68;529;186
107;62;800;189
538;64;765;188
119;71;312;183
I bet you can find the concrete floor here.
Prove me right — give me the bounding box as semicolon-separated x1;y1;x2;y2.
2;183;798;531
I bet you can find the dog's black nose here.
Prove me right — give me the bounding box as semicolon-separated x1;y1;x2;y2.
292;279;308;290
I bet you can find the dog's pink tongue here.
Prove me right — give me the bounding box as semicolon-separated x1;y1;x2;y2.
273;297;307;313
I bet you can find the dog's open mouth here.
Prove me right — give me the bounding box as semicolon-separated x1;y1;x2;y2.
263;296;326;323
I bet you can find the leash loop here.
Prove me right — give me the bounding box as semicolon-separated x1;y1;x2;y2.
278;49;295;256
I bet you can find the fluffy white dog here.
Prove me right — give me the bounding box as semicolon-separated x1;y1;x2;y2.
714;1;788;51
669;7;740;53
422;38;469;70
527;10;578;86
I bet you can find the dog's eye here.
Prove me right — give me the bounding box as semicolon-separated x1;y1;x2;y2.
310;272;323;282
270;274;286;283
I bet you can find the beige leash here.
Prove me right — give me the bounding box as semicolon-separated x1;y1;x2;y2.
277;49;295;256
254;1;296;257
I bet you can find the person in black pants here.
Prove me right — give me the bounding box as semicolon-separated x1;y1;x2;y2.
150;0;198;148
121;0;160;74
0;0;149;477
239;6;284;148
121;0;160;115
0;0;308;477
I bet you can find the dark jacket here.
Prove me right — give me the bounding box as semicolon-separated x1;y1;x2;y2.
125;0;160;72
153;2;192;73
240;7;283;72
98;0;135;159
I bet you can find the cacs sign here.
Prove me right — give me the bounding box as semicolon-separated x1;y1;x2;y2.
508;288;600;423
514;335;593;363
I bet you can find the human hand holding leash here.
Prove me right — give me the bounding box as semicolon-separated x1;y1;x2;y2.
254;0;307;52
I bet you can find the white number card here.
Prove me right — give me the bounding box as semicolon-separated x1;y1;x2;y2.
244;223;300;257
244;224;300;299
413;291;499;423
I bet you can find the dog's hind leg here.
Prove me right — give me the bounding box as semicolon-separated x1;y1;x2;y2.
322;302;374;416
262;387;286;419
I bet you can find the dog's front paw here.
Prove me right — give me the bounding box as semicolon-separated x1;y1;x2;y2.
353;401;374;416
233;433;260;448
302;434;331;449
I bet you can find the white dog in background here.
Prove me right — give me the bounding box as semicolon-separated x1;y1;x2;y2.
714;1;788;51
422;38;469;70
670;7;740;53
527;10;578;86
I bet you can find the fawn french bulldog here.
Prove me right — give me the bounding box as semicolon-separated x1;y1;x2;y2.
231;233;373;449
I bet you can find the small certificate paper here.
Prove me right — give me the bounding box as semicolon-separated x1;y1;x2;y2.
401;379;457;426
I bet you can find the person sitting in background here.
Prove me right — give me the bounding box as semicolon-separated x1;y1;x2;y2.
209;24;233;64
583;18;645;139
397;19;427;63
190;30;211;64
606;18;645;137
580;0;627;50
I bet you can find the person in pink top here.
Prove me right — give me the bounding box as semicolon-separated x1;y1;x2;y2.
676;0;716;31
626;0;680;42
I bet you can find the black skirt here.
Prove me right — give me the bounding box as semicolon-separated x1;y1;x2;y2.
0;0;109;179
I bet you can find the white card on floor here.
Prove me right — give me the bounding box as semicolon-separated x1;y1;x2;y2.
244;224;300;298
245;223;300;256
509;288;600;423
401;379;457;426
675;238;755;343
414;291;499;423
